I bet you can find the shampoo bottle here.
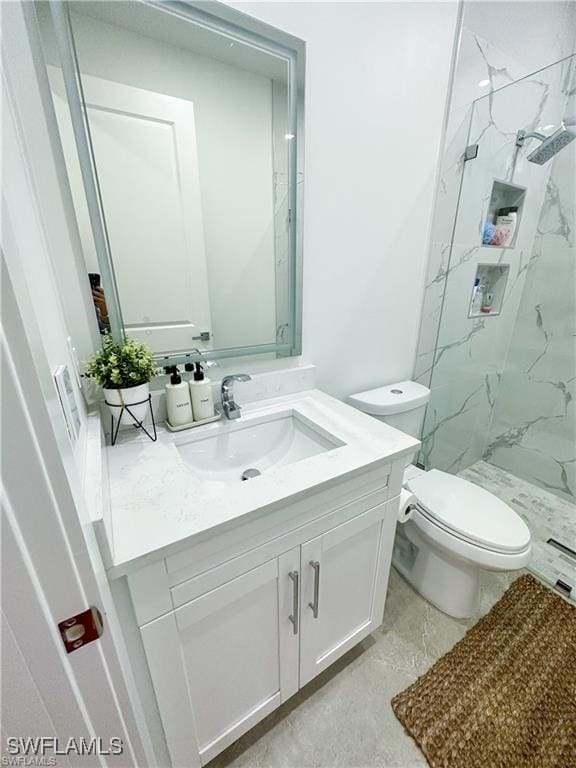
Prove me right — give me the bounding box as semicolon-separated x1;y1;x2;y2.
189;362;215;421
165;366;193;427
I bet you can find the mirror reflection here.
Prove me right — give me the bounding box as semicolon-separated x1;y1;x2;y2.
40;1;303;358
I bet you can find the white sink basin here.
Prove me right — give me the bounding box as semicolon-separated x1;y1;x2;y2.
175;410;344;483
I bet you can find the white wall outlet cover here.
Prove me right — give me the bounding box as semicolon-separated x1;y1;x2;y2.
66;335;83;390
53;364;81;442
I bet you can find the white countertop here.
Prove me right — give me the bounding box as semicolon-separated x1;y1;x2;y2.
103;389;419;576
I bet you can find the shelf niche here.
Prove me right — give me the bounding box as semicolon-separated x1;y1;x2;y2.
468;263;510;318
482;180;526;249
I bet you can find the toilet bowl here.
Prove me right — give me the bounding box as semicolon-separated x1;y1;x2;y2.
348;381;532;618
395;466;531;617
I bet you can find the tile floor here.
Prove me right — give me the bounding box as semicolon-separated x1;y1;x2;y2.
208;568;516;768
460;460;576;603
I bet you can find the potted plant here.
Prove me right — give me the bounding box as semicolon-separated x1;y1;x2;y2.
85;335;158;426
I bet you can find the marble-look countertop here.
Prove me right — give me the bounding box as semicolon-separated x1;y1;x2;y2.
103;389;419;577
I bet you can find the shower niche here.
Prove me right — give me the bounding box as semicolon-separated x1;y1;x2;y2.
482;180;526;249
468;263;510;318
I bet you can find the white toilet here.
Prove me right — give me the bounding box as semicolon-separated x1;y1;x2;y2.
348;381;532;618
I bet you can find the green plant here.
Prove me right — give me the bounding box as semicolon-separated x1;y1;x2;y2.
85;335;158;389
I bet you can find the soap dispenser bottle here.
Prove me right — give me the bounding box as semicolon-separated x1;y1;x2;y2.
189;362;215;421
165;366;193;427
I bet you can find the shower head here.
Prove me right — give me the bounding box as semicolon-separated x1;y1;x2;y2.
516;117;576;165
527;121;576;164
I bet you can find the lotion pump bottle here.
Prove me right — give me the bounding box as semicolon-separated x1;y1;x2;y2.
165;366;193;427
189;362;215;421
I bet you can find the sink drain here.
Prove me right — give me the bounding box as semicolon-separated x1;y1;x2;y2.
241;468;261;481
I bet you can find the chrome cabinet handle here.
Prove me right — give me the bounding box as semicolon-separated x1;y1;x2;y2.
308;560;320;618
288;571;299;635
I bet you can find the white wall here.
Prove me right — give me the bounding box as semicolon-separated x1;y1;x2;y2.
227;1;460;399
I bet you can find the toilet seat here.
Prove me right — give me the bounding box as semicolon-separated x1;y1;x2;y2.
406;469;531;555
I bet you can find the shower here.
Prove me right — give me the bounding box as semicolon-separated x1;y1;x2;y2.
515;116;576;164
418;53;575;601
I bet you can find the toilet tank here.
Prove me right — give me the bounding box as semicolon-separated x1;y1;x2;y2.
347;380;430;439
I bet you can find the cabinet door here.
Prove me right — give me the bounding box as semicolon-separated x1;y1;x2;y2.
299;503;395;687
141;548;300;767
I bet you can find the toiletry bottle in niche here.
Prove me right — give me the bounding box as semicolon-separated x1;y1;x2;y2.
189;362;215;421
482;216;496;245
471;278;484;314
481;291;494;313
165;366;193;427
492;207;518;247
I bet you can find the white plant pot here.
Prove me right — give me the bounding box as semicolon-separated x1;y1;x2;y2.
103;382;150;427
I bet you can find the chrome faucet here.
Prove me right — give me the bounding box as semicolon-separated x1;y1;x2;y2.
221;374;252;420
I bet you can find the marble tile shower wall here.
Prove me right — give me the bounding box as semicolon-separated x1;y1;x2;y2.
413;20;572;390
415;4;576;393
485;133;575;501
417;52;575;475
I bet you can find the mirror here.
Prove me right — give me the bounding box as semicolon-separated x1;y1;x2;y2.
39;0;304;361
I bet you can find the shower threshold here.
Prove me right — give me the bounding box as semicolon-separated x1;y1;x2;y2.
457;461;576;605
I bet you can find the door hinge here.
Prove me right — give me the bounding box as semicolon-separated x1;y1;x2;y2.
58;607;104;653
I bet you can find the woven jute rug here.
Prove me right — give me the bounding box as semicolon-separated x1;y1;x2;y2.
392;574;576;768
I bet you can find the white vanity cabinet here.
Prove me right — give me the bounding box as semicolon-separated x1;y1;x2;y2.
125;467;402;767
140;549;301;766
299;505;393;686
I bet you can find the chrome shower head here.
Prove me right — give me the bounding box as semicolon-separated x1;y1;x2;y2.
516;117;576;165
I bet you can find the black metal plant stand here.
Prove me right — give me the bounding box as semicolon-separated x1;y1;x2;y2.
105;395;157;446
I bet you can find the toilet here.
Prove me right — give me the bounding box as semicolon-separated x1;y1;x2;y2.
348;381;532;618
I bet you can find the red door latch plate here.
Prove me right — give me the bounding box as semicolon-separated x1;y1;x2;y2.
58;607;103;653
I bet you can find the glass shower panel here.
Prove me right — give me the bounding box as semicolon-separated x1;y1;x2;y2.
420;55;576;486
419;54;575;599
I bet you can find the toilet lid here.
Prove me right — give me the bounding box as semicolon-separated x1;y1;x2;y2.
406;469;531;553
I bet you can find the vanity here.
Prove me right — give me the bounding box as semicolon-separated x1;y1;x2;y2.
91;383;418;767
40;2;417;764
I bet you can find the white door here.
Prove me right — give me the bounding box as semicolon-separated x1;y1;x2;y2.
299;504;396;687
2;5;152;759
141;548;300;767
49;68;212;354
1;259;150;767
